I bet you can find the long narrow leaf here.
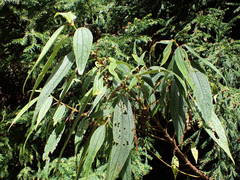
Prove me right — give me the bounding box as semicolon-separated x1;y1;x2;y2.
36;96;53;129
9;97;38;129
161;41;173;66
33;53;74;123
189;69;213;121
170;81;186;144
106;98;135;180
30;37;66;100
23;25;64;92
205;111;234;163
83;125;106;176
43;122;65;161
184;45;226;83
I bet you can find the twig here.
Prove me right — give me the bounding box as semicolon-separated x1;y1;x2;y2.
162;128;211;180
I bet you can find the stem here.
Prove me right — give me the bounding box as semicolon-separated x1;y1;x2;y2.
162;128;211;180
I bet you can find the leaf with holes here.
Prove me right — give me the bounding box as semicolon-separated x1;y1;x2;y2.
106;98;135;180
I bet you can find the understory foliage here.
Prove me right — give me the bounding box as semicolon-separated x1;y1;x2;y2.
1;0;240;179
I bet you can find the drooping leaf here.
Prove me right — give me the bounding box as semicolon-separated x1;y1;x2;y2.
55;12;77;26
106;98;135;180
189;69;213;122
171;155;179;180
191;143;198;164
93;72;104;96
108;57;121;82
33;53;74;123
161;41;173;66
9;97;38;129
30;37;66;100
205;111;234;163
82;125;106;176
170;81;186;144
184;44;226;83
36;96;53;129
89;87;106;114
174;47;194;88
132;52;146;66
73;27;93;75
189;69;234;163
59;72;75;99
23;25;65;92
75;118;89;153
53;104;66;126
43;122;65;161
121;157;131;180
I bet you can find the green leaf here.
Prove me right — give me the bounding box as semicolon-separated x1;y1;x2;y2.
93;72;104;96
205;111;234;163
43;122;65;161
170;81;185;144
59;72;75;99
171;155;179;180
174;47;194;88
106;98;135;180
161;41;173;66
33;53;73;124
191;144;198;164
108;58;121;82
30;37;66;100
9;97;38;129
36;96;53;129
189;69;213;122
132;52;146;66
75;118;89;153
53;104;66;126
189;69;234;163
83;125;106;176
23;25;64;92
121;158;131;180
184;45;226;83
73;27;93;75
55;12;76;26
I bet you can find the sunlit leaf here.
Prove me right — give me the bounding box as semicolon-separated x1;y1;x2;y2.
171;155;179;180
73;27;93;75
53;104;66;126
191;144;198;164
9;97;38;129
83;125;106;176
205;111;234;163
106;98;135;180
55;12;76;26
174;47;194;88
30;37;66;100
23;25;65;92
43;122;65;161
161;41;173;66
33;53;73;124
93;72;104;96
189;69;213;122
36;96;53;129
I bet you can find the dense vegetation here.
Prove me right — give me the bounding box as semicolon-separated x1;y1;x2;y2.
1;0;240;179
